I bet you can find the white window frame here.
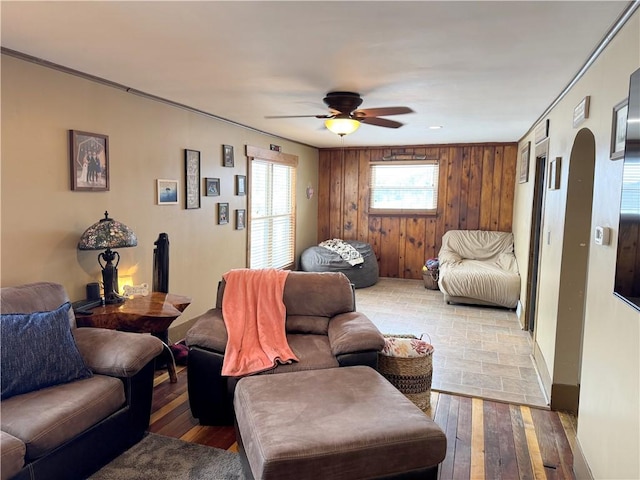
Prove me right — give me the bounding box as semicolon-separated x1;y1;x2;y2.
246;145;298;270
369;160;440;215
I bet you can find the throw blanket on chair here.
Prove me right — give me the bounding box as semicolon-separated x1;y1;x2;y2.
319;239;364;266
221;269;298;377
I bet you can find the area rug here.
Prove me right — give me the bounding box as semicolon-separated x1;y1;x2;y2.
89;433;244;479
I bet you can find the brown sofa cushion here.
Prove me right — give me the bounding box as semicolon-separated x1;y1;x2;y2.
186;309;227;352
328;311;386;356
285;315;330;335
0;375;125;461
282;272;353;317
73;328;164;377
265;334;339;373
0;282;76;328
215;271;354;317
1;431;25;480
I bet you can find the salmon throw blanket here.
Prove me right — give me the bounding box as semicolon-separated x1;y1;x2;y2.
221;269;298;377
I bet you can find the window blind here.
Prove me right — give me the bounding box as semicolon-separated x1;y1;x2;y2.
369;161;439;213
249;160;296;269
621;162;640;216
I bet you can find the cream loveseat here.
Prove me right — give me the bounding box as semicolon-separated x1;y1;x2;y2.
438;230;520;309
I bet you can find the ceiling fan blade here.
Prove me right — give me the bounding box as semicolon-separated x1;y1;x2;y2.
265;114;331;119
355;106;414;117
361;117;404;129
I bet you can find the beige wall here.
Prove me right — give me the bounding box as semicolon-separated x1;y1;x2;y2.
1;55;319;337
512;11;640;479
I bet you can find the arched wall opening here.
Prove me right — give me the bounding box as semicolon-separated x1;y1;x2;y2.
550;127;595;414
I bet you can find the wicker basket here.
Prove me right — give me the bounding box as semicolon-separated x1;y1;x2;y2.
378;334;434;411
422;270;439;290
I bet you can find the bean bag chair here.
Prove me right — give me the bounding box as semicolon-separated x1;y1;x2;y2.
301;240;379;288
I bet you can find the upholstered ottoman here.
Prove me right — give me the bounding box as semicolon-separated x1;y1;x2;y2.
234;366;446;480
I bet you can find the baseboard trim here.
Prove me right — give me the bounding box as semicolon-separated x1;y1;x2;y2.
573;437;594;480
533;341;552;399
550;383;580;415
516;300;524;328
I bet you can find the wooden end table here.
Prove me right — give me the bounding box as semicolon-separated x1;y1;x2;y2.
75;292;191;383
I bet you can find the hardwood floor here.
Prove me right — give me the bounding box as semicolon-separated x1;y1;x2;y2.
150;367;576;479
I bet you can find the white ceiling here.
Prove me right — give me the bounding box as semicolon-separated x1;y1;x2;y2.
0;1;630;148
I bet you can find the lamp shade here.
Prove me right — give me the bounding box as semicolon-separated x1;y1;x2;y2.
78;211;137;250
325;116;361;136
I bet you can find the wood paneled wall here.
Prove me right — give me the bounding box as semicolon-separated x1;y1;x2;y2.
317;143;518;279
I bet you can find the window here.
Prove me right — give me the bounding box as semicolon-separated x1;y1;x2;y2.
620;162;640;216
369;161;439;214
248;147;297;269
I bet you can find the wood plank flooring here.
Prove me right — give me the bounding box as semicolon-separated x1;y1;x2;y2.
150;367;576;479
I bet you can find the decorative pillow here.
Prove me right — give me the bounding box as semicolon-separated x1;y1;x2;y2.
381;335;434;358
1;302;93;400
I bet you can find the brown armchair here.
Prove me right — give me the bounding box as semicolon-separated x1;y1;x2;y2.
0;282;163;480
185;271;385;425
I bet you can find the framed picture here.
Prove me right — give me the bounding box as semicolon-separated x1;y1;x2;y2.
236;209;246;230
205;177;220;196
548;157;561;190
223;144;234;167
534;119;549;144
573;95;590;128
69;130;109;191
236;175;246;195
611;98;629;160
185;149;201;209
218;202;229;224
157;179;178;205
519;142;530;184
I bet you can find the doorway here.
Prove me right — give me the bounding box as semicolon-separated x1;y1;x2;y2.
525;140;549;333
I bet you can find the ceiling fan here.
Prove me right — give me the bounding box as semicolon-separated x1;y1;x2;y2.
265;91;414;136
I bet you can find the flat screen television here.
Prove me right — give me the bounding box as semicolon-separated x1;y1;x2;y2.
614;66;640;312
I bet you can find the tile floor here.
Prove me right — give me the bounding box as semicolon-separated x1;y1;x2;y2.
355;277;548;408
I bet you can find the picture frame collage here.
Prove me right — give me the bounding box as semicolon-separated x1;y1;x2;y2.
149;143;246;229
68;132;252;231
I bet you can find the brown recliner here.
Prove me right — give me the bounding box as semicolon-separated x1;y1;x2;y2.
185;271;385;425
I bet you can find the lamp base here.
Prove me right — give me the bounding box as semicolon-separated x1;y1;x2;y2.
101;255;125;305
104;292;125;305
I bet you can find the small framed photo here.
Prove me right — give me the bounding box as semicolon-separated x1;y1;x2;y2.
205;177;220;196
185;149;201;209
157;179;178;205
548;157;561;190
236;209;246;230
218;202;229;224
236;175;246;195
69;130;109;191
519;141;530;184
223;144;234;167
611;98;629;160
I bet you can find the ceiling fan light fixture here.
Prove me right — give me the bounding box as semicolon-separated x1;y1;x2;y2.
325;116;361;136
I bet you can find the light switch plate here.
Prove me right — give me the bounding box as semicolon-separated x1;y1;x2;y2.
595;226;611;246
